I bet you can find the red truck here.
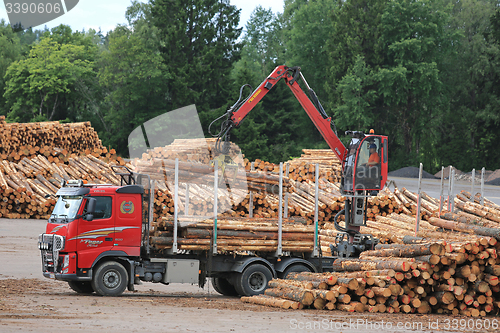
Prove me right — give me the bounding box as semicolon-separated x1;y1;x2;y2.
38;173;335;296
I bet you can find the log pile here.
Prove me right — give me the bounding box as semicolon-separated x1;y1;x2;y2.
138;138;244;165
0;117;116;162
131;143;407;226
286;149;342;183
242;238;500;317
150;216;316;252
247;149;342;183
0;153;125;219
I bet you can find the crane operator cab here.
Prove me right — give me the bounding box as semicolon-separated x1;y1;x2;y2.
342;132;388;194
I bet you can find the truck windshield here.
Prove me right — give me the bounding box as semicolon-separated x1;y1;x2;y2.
50;196;83;223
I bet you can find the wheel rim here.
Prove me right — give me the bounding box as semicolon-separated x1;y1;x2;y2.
248;271;266;292
103;270;120;289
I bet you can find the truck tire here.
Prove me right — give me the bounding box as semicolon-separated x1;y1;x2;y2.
68;281;94;294
91;261;128;296
281;264;313;279
234;264;272;296
212;277;238;296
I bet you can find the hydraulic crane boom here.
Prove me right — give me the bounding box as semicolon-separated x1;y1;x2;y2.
228;66;347;162
209;65;389;258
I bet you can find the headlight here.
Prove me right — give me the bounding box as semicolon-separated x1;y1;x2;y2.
63;255;70;268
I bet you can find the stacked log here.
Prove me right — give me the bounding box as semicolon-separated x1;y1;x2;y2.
149;216;316;252
0;117;119;163
131;139;411;225
450;191;500;227
283;149;342;183
0;153;125;219
242;239;500;317
138;138;244;166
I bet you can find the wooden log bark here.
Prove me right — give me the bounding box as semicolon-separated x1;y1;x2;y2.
240;295;293;309
333;258;411;272
264;287;314;306
427;217;500;239
361;243;444;258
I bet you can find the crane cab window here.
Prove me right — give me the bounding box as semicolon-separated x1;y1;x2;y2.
84;196;112;220
354;137;382;190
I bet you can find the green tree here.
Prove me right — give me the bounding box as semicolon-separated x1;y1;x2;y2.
230;4;317;162
285;0;337;101
151;0;242;122
335;55;377;130
97;1;169;155
234;6;285;80
327;0;460;171
326;0;387;148
438;0;500;171
0;20;23;115
4;36;95;122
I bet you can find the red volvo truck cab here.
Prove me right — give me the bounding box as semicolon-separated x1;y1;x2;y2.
38;179;145;295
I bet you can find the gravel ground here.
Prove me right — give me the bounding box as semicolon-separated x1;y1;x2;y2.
388;167;437;179
390;166;500;186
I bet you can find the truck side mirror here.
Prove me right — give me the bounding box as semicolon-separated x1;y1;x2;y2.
87;198;96;214
84;214;94;221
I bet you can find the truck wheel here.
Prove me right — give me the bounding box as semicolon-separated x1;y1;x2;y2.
234;264;272;296
281;264;313;279
212;277;238;296
68;281;94;294
91;261;128;296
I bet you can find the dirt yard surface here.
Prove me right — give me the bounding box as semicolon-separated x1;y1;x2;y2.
1;216;499;332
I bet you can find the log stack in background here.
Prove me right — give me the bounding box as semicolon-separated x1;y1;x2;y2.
0;116;124;163
138;138;244;165
0;154;126;219
131;139;404;225
246;149;342;183
0;119;127;219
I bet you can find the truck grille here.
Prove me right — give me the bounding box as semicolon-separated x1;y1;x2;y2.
39;234;65;272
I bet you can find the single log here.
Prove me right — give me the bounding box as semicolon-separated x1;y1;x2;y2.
313;297;328;310
333;258;411;272
441;212;498;228
264;287;314;306
484;265;500;276
268;279;313;290
336;277;359;290
364;243;444;257
240;295;292;309
180;228;314;241
337;294;352;304
313;289;336;301
370;287;392;297
428;217;500;239
433;291;455;305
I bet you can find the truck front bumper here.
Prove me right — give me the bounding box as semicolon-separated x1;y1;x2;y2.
43;271;92;282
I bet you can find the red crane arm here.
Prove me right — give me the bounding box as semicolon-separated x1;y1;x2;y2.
229;65;347;163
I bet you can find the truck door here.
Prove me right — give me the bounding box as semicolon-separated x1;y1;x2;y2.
75;195;115;268
113;193;142;256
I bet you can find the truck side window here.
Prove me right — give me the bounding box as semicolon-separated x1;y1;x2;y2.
84;197;112;220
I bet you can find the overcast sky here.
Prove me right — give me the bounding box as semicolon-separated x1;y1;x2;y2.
0;0;284;33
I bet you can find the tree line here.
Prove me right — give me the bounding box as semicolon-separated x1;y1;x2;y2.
0;0;499;174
